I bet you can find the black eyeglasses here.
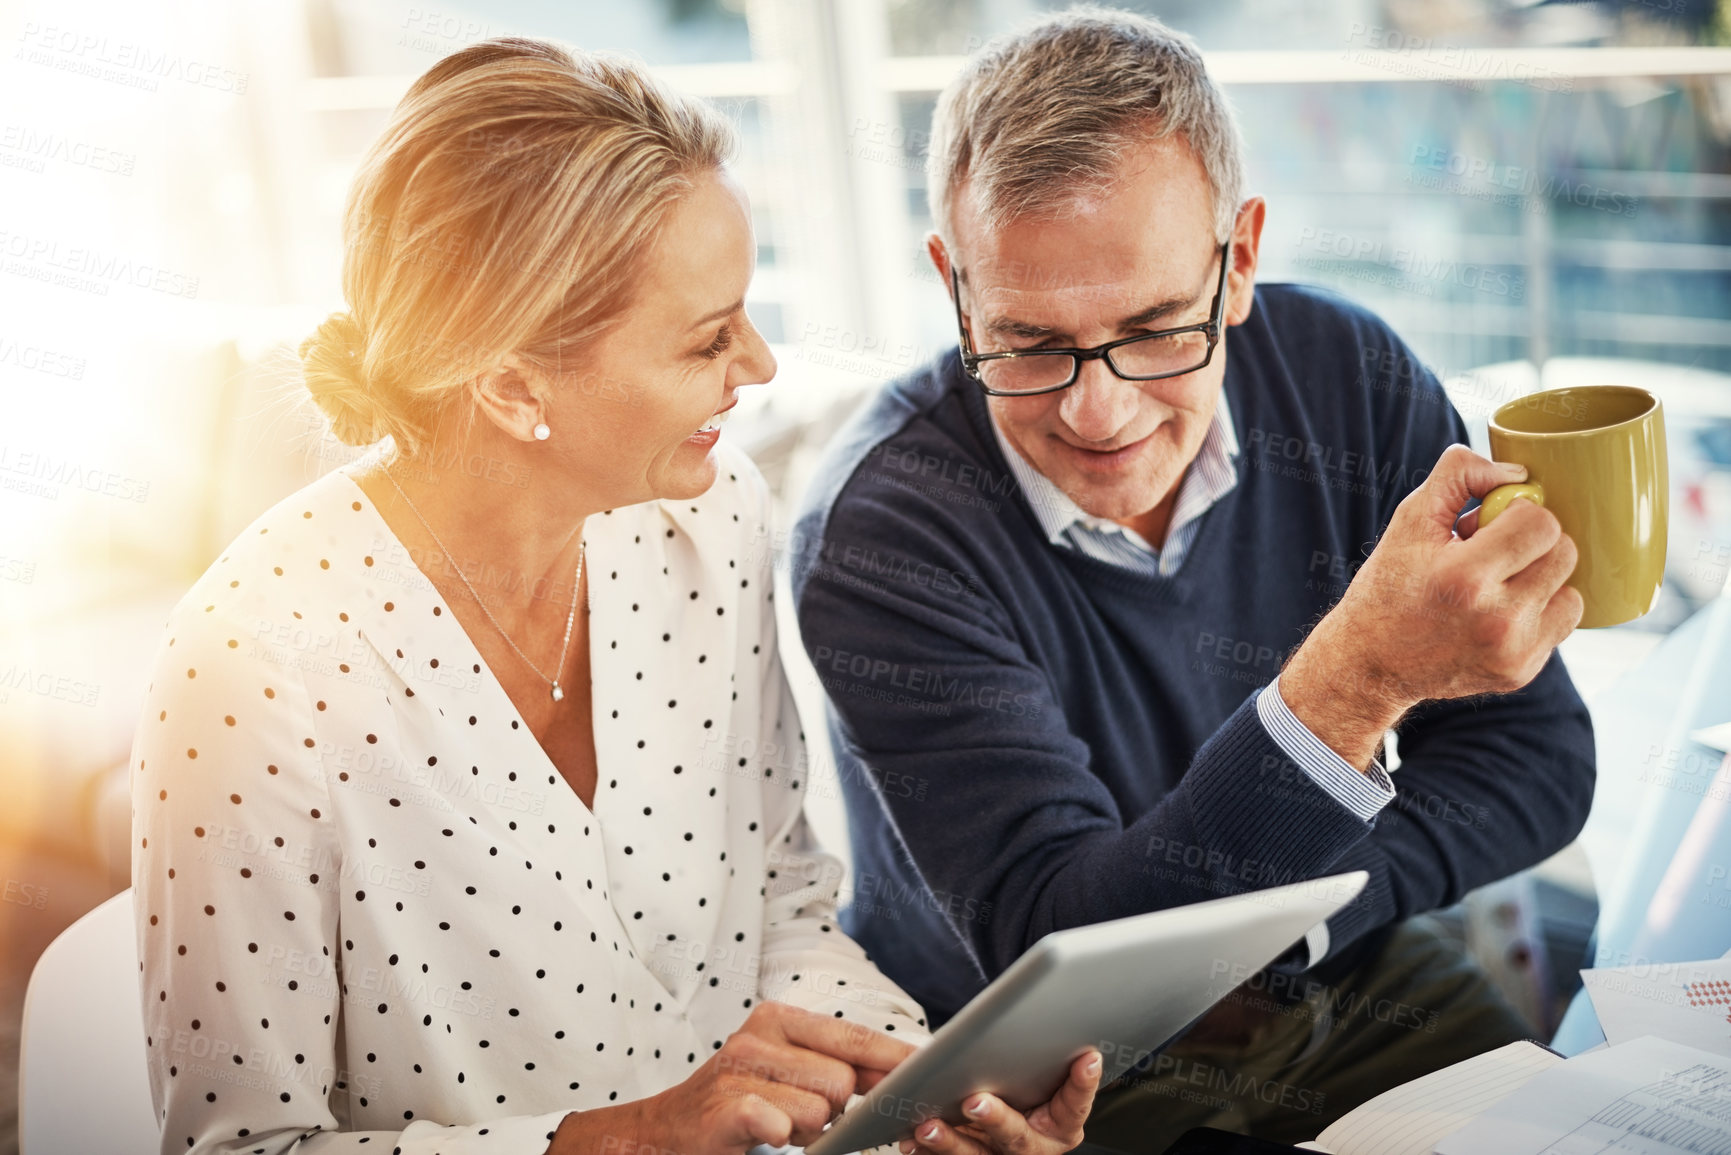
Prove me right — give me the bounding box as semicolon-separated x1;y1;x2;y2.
949;240;1231;397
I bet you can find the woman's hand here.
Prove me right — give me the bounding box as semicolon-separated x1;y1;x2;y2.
896;1049;1102;1155
552;1000;917;1155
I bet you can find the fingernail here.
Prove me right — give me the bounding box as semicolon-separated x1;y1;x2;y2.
964;1096;987;1117
920;1122;942;1142
899;1142;914;1154
1086;1054;1102;1076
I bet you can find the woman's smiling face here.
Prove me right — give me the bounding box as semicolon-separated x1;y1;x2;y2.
551;166;777;508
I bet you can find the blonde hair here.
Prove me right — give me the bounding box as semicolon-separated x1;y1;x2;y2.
928;5;1245;248
300;37;736;456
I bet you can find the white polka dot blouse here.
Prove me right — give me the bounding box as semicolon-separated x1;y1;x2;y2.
130;440;928;1154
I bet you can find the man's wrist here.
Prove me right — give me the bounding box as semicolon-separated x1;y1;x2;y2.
1281;620;1408;773
1258;679;1396;818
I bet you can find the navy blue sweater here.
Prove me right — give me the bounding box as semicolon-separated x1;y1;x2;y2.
790;283;1595;1026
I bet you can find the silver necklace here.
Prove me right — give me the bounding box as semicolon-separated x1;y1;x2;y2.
381;460;584;702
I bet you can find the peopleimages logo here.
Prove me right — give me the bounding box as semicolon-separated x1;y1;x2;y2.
0;230;198;299
0;336;85;379
0;444;150;502
1293;227;1525;301
1407;146;1638;218
809;644;1043;719
1342;23;1574;93
0;124;136;176
15;22;249;94
1244;427;1431;500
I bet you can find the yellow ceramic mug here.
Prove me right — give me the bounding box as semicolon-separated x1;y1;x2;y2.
1478;385;1668;629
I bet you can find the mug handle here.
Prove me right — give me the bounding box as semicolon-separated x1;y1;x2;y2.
1477;481;1546;528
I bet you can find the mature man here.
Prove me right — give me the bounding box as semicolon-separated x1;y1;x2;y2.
789;7;1595;1150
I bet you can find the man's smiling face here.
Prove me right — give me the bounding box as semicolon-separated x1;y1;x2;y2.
934;133;1262;544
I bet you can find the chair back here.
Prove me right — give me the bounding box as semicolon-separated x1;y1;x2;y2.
20;888;158;1154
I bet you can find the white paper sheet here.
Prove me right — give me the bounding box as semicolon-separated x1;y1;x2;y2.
1308;1041;1560;1155
1436;1035;1731;1155
1583;956;1731;1057
1691;721;1731;755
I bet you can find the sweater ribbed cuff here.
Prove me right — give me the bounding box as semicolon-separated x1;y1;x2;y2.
1183;690;1375;890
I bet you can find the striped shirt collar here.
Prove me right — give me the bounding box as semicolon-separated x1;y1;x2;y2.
987;389;1240;559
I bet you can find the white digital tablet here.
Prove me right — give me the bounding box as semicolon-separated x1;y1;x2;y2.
803;871;1369;1155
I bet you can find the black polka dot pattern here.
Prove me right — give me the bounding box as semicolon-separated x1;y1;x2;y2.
129;442;928;1151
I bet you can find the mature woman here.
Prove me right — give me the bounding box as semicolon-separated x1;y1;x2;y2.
129;36;1098;1155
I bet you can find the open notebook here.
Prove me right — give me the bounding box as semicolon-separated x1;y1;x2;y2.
1292;1041;1561;1155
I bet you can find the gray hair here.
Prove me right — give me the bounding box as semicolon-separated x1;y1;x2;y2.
927;5;1246;249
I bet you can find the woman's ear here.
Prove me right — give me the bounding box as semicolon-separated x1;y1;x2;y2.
470;354;550;442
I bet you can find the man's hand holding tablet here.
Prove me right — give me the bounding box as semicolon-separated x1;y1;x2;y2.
893;1050;1101;1155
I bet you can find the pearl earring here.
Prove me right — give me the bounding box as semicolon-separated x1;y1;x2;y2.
533;422;550;441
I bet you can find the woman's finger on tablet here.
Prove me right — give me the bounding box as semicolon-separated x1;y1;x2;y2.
715;1016;860;1113
774;1001;917;1076
1028;1049;1103;1141
727;1091;797;1150
854;1065;897;1093
752;1082;843;1147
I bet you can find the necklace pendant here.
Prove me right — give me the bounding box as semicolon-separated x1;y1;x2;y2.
550;682;564;703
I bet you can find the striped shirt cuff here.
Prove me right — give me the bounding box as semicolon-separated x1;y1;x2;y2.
1255;674;1395;823
1303;920;1331;968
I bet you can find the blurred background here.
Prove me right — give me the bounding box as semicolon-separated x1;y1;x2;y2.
2;0;1730;1149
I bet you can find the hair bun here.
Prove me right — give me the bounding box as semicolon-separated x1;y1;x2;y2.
300;311;391;447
